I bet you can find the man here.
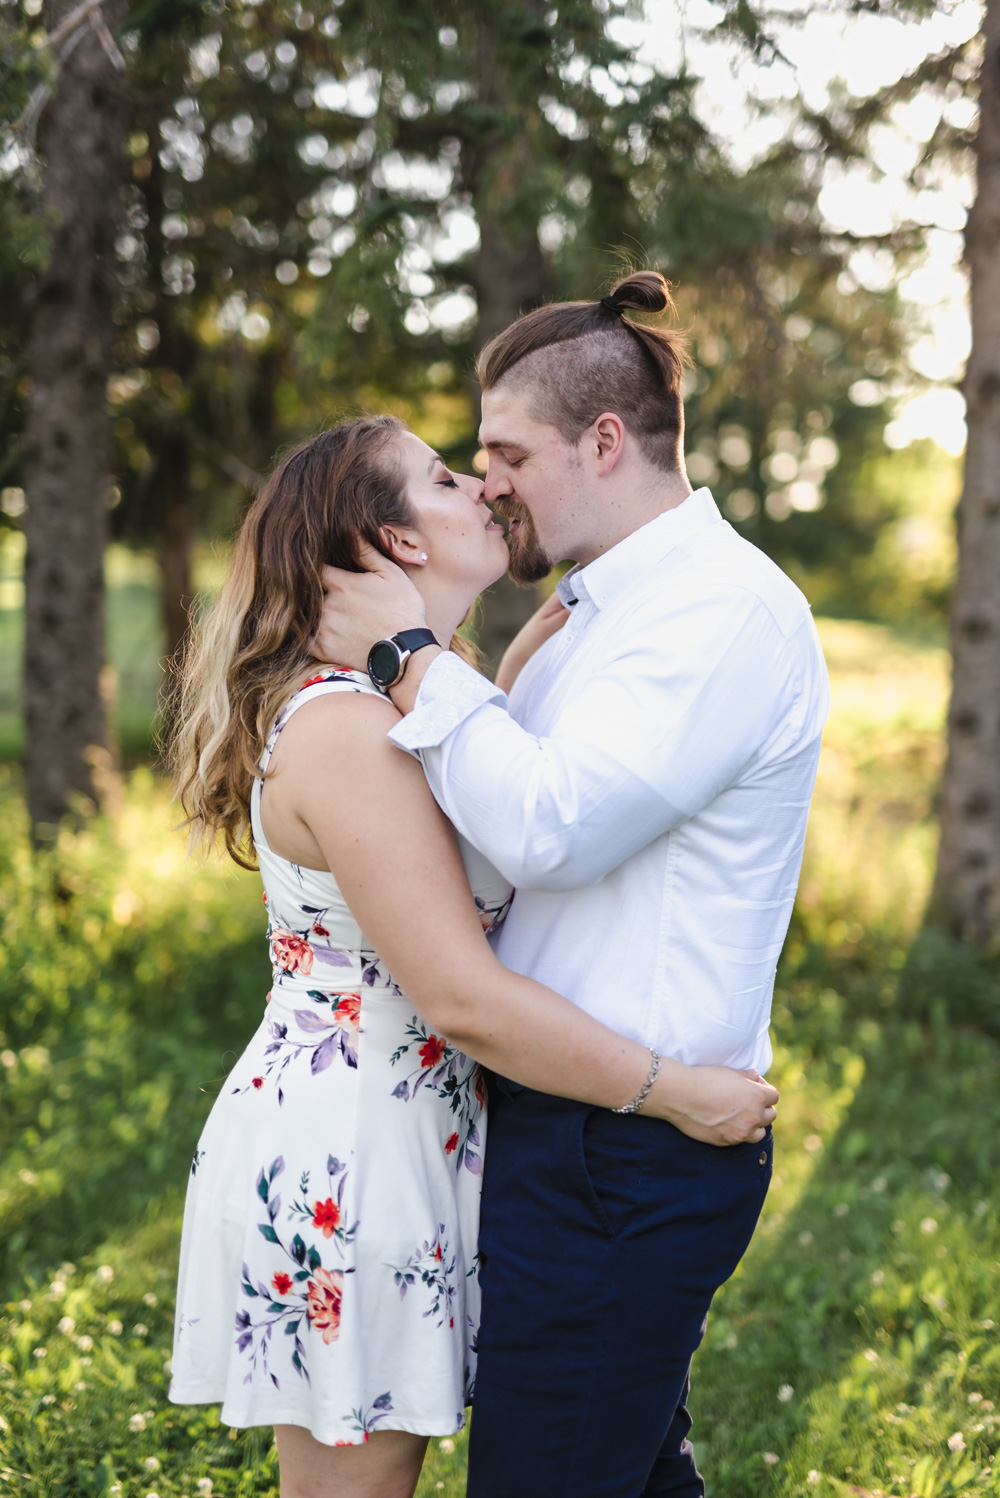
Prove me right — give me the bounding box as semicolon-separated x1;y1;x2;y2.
313;271;829;1497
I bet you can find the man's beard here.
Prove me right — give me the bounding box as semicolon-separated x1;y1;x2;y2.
492;499;552;586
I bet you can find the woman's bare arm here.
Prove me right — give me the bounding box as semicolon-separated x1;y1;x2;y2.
262;693;778;1144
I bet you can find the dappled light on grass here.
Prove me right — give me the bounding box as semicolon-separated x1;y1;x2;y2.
1;619;999;1496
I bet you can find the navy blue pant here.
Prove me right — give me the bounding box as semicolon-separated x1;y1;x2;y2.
466;1082;772;1498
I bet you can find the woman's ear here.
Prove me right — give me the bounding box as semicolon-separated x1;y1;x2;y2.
378;525;428;566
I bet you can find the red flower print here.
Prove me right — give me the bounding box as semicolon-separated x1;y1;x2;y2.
270;928;314;976
444;1132;459;1155
312;1198;341;1237
418;1035;447;1069
433;1242;443;1263
301;673;328;689
312;921;330;937
306;1267;344;1345
251;1076;264;1090
332;994;362;1031
272;1272;292;1296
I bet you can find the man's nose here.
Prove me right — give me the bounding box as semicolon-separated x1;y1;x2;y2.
484;468;512;502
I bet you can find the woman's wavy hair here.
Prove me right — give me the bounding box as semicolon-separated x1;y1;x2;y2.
168;415;479;869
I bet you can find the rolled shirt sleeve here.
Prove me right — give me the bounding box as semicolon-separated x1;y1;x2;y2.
388;591;803;891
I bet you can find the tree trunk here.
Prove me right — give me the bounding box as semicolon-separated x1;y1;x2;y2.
930;0;1000;949
464;8;550;677
156;431;194;666
22;0;127;835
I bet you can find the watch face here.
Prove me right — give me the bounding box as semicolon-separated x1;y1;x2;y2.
368;639;402;687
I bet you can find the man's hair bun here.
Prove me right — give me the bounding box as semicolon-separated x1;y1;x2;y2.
603;270;673;318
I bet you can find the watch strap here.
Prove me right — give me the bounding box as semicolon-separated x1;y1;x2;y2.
391;628;439;655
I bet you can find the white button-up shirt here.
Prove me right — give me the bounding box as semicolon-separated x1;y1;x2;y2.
389;489;829;1073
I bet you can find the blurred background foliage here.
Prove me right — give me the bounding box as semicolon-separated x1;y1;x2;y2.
0;0;970;728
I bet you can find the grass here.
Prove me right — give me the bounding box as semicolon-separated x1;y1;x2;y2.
1;616;999;1497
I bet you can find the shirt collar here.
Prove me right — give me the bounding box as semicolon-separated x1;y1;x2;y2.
555;488;723;611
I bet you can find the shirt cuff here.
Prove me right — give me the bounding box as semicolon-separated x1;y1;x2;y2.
387;649;508;755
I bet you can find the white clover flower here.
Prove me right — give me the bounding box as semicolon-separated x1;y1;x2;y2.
109;1486;122;1498
130;1412;148;1432
947;1432;967;1452
920;1217;938;1235
777;1383;794;1403
833;1203;848;1218
74;1381;87;1392
870;1176;886;1193
724;1331;738;1349
58;1316;75;1334
143;1292;157;1307
133;1323;149;1337
863;1349;878;1364
18;1299;31;1311
33;1347;46;1358
969;1393;984;1405
195;1480;213;1496
763;1451;779;1465
77;1334;94;1351
798;1231;813;1248
108;1319;124;1335
49;1279;66;1296
41;1394;55;1406
96;1265;114;1283
870;1270;885;1286
144;1456;161;1472
438;1438;455;1454
807;1472;820;1486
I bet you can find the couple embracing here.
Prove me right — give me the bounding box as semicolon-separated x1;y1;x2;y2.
167;270;829;1498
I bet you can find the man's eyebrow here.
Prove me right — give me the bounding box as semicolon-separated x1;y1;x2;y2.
479;437;527;453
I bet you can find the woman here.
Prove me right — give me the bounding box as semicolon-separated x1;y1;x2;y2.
167;416;777;1498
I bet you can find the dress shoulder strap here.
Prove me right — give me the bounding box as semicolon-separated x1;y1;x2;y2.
257;667;380;778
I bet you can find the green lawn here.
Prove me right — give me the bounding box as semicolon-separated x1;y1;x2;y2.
1;617;998;1498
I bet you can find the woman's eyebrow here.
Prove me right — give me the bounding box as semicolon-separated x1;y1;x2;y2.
427;452;446;474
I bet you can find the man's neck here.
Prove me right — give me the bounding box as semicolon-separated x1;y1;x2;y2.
570;469;693;568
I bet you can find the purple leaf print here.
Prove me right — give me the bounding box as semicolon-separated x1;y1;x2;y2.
293;1010;335;1033
311;1034;338;1074
311;946;353;968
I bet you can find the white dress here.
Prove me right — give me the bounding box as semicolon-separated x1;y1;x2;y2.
169;668;513;1445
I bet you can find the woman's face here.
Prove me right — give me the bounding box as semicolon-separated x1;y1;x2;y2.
395;432;509;594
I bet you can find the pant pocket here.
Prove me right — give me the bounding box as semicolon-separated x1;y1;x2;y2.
578;1108;650;1240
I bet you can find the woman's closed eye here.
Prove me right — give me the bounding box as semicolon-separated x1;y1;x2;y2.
437;476;459;489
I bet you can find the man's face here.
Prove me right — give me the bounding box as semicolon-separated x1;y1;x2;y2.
479;384;583;585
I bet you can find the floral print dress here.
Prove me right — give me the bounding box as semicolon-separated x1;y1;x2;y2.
169;669;513;1446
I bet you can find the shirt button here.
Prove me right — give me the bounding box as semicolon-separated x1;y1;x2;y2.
758;1150;768;1166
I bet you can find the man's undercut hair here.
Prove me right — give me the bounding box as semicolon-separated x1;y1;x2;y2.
476;270;691;472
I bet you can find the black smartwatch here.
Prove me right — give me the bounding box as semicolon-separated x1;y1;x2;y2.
367;628;439;691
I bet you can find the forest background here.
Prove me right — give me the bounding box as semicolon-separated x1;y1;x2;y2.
1;1;999;1495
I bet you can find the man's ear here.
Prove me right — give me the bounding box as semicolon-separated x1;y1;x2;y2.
589;412;626;475
378;525;428;566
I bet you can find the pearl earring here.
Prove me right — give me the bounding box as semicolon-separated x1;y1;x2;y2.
419;551;428;562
